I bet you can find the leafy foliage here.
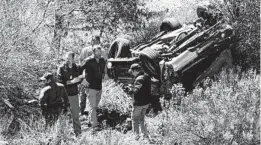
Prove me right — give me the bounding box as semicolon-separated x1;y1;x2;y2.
0;0;259;144
212;0;260;71
100;80;132;115
1;69;259;145
147;69;260;145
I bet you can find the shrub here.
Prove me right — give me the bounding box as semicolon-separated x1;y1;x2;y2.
148;69;260;144
100;80;132;115
212;0;260;71
0;0;259;144
2;69;259;145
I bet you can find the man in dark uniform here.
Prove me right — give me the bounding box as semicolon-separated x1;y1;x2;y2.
39;72;69;128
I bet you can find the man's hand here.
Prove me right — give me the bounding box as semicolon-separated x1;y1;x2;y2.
128;87;133;93
104;74;109;80
67;77;81;85
151;77;159;83
81;79;89;87
71;77;81;83
78;74;85;79
123;84;133;93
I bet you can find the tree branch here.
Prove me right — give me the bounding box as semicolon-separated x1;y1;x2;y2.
32;0;52;33
99;9;110;37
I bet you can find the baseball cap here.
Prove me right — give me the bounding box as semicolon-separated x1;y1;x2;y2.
39;72;54;81
128;63;141;73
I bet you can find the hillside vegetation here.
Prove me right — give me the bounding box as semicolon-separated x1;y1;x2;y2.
1;70;259;144
0;0;259;144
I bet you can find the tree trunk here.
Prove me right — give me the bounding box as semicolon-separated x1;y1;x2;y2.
52;10;63;58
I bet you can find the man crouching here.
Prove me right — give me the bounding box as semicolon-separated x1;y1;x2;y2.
39;72;69;128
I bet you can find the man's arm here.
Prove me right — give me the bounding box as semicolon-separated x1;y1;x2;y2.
72;64;84;84
130;76;144;94
102;58;108;79
77;60;90;87
39;87;49;106
57;64;81;85
104;64;107;75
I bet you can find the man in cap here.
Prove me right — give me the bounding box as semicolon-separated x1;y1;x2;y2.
39;72;69;128
57;51;82;136
127;63;151;140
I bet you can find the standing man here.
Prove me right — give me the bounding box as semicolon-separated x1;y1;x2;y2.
79;45;106;128
79;35;108;115
57;51;82;136
91;35;107;60
80;35;107;63
39;72;69;128
127;63;151;140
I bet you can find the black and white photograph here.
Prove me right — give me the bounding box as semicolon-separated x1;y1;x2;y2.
0;0;260;144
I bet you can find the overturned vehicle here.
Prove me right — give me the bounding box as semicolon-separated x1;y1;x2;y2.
106;4;235;98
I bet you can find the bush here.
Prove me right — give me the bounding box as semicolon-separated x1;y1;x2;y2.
7;117;143;145
131;18;161;46
100;80;132;115
147;69;260;144
212;0;260;71
0;0;259;144
1;69;259;145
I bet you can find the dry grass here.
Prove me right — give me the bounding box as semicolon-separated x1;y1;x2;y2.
0;69;259;145
0;0;259;144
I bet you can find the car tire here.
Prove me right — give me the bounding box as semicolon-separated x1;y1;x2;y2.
139;47;161;78
160;18;182;32
108;38;131;59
